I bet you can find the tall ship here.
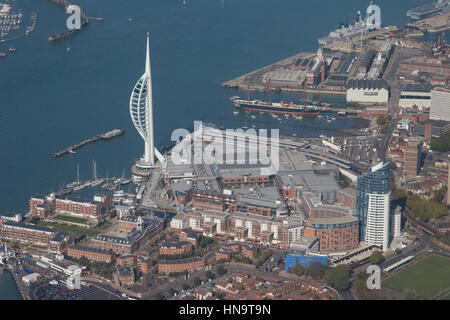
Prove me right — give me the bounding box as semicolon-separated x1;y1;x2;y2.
407;0;450;20
318;5;381;46
231;96;320;116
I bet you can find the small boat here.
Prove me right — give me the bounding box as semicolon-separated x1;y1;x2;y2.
120;178;132;185
68;149;76;154
66;47;71;52
0;52;6;57
67;181;81;188
251;115;256;119
90;179;105;187
233;111;239;116
113;190;126;197
9;47;16;53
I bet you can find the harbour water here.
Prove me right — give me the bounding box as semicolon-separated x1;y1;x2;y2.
0;0;431;299
0;268;22;300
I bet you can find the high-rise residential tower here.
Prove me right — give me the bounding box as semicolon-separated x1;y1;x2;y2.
356;162;391;251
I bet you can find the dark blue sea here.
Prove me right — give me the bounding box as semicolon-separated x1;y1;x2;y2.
0;0;431;299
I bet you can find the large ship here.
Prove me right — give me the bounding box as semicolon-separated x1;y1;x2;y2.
407;0;450;20
231;96;320;116
318;5;381;46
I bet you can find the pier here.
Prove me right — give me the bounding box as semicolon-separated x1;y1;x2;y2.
52;129;124;158
47;0;89;42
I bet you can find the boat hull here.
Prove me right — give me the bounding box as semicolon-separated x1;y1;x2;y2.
236;105;320;116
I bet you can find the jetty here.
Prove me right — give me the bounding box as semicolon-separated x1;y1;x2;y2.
47;0;89;42
52;129;124;158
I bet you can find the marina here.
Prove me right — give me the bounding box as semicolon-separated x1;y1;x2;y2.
0;2;37;44
52;129;124;158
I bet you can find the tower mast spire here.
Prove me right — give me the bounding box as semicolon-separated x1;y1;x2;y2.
145;32;155;165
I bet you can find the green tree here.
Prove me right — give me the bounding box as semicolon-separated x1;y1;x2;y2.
292;264;306;276
193;277;202;287
324;265;351;291
217;265;227;276
431;131;450;152
407;195;448;221
181;283;190;290
370;251;385;265
306;262;328;279
205;270;215;280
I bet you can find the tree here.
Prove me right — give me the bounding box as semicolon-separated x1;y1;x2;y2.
217;265;227;276
370;251;385;265
431;131;450;152
205;270;215;280
292;264;306;276
324;265;350;291
168;288;176;296
182;283;190;290
193;277;202;287
407;195;448;221
395;248;402;255
306;262;328;279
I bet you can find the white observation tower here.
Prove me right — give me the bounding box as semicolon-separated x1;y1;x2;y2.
130;33;164;177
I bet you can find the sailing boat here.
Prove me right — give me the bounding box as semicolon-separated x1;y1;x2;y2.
91;160;104;187
73;164;87;191
120;168;132;185
67;164;81;188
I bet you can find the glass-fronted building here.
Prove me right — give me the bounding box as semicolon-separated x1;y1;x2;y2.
356;163;390;243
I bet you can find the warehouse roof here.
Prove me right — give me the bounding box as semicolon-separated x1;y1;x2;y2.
400;83;434;92
346;79;389;90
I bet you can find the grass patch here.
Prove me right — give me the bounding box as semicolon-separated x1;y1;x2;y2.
37;221;99;237
383;254;450;299
53;215;88;224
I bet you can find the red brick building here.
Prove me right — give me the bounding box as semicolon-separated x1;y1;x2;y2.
67;245;115;263
116;254;137;267
242;244;258;259
117;267;135;286
0;221;57;246
215;249;231;261
138;256;153;273
47;232;74;254
305;216;359;251
158;258;204;274
159;241;194;256
54;196;103;219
